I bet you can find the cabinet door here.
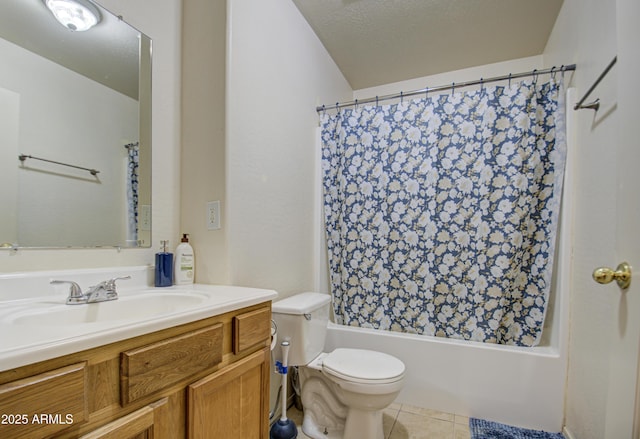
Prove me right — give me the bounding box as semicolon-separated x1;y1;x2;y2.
79;398;169;439
188;347;270;439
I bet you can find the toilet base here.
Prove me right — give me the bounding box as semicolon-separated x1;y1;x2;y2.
299;366;396;439
301;404;386;439
302;420;342;439
343;408;384;439
300;372;346;439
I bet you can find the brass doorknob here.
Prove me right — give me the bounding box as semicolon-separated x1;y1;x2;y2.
592;262;632;289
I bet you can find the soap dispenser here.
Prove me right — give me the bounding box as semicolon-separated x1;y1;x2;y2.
155;240;173;287
175;233;195;285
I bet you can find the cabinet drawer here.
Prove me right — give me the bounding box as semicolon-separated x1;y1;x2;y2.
0;362;87;439
121;324;223;405
233;306;271;355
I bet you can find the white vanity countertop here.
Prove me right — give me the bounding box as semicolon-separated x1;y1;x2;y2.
0;269;278;371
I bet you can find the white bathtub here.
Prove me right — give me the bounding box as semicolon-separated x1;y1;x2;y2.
325;316;567;432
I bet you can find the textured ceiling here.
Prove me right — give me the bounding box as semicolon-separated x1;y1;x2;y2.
292;0;564;90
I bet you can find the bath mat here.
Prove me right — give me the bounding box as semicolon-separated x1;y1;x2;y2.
470;418;564;439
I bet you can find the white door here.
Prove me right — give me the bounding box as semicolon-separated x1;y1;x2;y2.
603;0;640;436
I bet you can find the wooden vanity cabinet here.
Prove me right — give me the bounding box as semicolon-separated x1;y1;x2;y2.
0;302;272;439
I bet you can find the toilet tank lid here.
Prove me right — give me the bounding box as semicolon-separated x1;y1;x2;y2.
272;292;331;315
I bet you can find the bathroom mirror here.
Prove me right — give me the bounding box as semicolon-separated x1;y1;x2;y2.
0;0;152;249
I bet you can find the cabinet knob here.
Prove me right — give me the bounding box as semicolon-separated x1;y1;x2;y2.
592;262;632;289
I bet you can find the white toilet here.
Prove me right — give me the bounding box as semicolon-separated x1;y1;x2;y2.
272;292;405;439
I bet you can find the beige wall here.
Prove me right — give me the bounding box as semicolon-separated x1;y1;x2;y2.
224;0;352;294
0;0;182;272
181;0;352;291
0;88;19;243
181;0;228;284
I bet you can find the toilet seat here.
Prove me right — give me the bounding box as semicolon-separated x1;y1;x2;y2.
322;348;405;384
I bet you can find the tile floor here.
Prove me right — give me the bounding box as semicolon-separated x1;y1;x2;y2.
287;403;471;439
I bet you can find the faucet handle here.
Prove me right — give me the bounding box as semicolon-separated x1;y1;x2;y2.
104;275;131;292
84;276;131;303
51;280;84;304
99;276;132;300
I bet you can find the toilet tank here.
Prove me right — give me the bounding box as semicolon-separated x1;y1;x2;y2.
272;292;331;366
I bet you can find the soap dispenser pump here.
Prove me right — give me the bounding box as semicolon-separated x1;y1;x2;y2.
155;240;173;287
175;233;195;285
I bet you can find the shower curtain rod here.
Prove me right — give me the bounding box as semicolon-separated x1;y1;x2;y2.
316;64;576;112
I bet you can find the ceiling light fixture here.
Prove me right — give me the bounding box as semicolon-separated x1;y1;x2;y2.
44;0;101;32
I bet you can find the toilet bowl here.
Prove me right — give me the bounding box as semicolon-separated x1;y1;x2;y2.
272;293;405;439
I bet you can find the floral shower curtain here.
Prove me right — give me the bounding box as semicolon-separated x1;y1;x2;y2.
126;142;139;244
320;78;566;347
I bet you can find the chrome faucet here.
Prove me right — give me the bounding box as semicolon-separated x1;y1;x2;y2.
51;276;131;305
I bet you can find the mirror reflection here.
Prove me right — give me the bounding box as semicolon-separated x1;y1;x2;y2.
0;0;151;249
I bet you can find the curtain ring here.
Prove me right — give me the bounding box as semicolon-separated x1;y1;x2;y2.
400;91;404;103
508;73;512;87
375;96;379;107
560;64;565;80
480;78;484;92
322;104;326;116
425;86;429;99
355;99;358;110
532;69;538;84
335;102;339;112
550;66;556;80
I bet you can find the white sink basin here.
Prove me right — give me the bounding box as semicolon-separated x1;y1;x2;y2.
8;291;209;326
